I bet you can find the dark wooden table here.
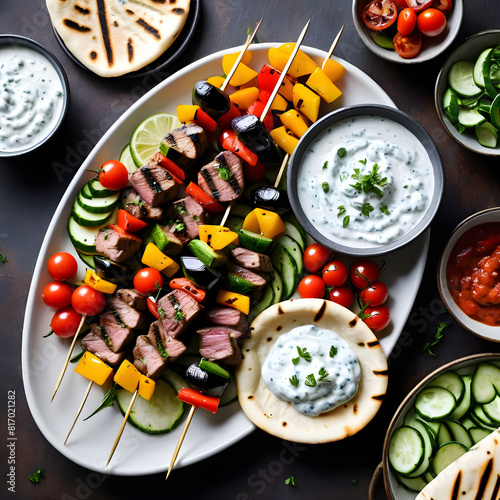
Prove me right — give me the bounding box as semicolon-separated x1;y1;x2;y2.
2;1;500;498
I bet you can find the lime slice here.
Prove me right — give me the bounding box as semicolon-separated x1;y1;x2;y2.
129;112;181;167
119;143;138;173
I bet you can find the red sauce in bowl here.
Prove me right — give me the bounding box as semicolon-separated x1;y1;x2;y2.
446;222;500;326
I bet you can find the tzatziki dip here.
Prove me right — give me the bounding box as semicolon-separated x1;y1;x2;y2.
261;324;361;417
0;44;65;154
297;115;434;248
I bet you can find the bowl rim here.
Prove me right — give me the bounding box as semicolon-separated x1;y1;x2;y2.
287;104;444;257
0;34;70;157
382;352;500;500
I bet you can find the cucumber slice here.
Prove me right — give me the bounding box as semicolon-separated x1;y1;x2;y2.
76;190;120;214
432;442;468;476
68;216;106;254
469;427;491;444
470;404;498;431
457;107;486;128
269;268;283;305
388;426;425;475
482;394;500;425
275;233;303;275
76;251;96;268
460;416;475;429
248;282;275;323
71;199;115;227
88;178;116;198
238;228;273;253
80;182;93;200
430;371;465;405
443;419;472;449
450;375;472;420
448;60;482;98
270;245;298;300
404;419;435;478
283;220;306;252
471;362;500;404
473;48;492;87
414;386;456;421
227;273;258;295
436;421;452;447
396;473;428;492
161;368;186;393
116;378;184;435
119;143;139;173
475;121;499;148
443;87;459;124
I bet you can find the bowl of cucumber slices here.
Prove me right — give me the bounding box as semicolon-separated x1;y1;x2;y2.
382;353;500;499
436;30;500;155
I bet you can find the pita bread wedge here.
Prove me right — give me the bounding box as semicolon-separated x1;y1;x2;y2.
46;0;190;77
235;298;388;443
416;428;500;499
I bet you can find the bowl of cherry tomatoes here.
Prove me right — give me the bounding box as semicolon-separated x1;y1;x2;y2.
352;0;463;63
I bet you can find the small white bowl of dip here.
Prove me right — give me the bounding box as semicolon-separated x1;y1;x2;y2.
287;104;444;257
0;35;69;157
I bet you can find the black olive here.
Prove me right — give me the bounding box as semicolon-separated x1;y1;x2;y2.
180;254;223;291
185;363;229;396
192;80;230;119
251;186;291;214
93;256;132;285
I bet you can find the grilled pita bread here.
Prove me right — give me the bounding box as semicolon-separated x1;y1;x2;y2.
235;299;388;443
46;0;190;77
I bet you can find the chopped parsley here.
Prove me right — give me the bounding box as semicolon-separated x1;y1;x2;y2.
216;164;232;181
285;476;296;487
329;345;338;358
337;205;346;216
0;253;7;264
295;346;311;363
28;468;44;484
305;373;316;387
361;202;374;217
350;161;389;197
174;309;186;322
321;181;330;193
343;215;350;228
174;222;186;233
322;160;328;169
337;147;347;158
380;205;390;216
318;367;329;382
176;203;188;215
157;306;165;319
423;322;451;357
289;374;299;387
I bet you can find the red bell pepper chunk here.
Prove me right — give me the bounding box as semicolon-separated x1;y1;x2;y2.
155;153;186;183
194;108;217;133
109;224;142;242
247;100;273;132
116;209;148;233
169;277;206;303
146;296;161;320
243;160;266;183
257;64;281;92
217;102;241;131
219;129;258;166
178;387;220;414
185;182;225;214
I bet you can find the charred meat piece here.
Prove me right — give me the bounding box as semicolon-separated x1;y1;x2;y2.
133;335;167;380
230;247;273;272
81;330;124;366
128;162;179;207
98;311;135;353
122;186;164;221
95;226;142;264
171;196;210;240
160;124;207;169
197;151;244;202
115;288;147;311
226;261;267;295
205;307;250;337
198;326;242;365
147;321;187;362
108;296;146;330
152;225;184;255
157;289;204;338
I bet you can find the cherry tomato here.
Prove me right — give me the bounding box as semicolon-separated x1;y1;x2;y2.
432;0;452;14
350;260;380;289
71;285;107;316
134;267;164;295
303;243;334;273
393;30;423;58
362;0;398;31
98;160;129;191
328;285;355;308
47;251;78;282
359;281;389;307
406;0;433;12
417;8;447;37
322;260;349;287
397;8;417;36
362;305;391;331
298;275;326;299
42;281;73;309
50;306;83;338
392;0;408;8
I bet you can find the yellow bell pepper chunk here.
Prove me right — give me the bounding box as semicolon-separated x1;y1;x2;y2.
229;87;260;110
279;109;310;138
138;374;156;401
266;92;288;112
270;126;299;155
255;208;286;239
177;104;199;123
199;225;239;250
114;361;141;394
207;75;225;89
216;290;250;315
306;67;343;104
84;269;117;294
74;351;113;386
142;242;180;277
322;59;346;83
222;52;258;87
241;210;261;234
292;83;321;122
268;45;318;78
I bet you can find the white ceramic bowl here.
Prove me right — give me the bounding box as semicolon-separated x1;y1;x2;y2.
352;0;463;64
435;30;500;156
437;207;500;342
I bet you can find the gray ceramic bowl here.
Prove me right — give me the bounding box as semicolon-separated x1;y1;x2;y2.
287;104;444;257
435;30;500;156
352;0;463;64
0;35;69;157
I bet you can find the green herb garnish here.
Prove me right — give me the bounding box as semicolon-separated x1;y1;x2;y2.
157;306;165;318
322;160;328;169
217;164;232;181
322;182;330;193
343;215;350;228
174;309;186;322
423;322;451;357
84;383;118;420
361;202;374;217
350;161;389;197
305;373;316;387
0;253;7;264
329;345;338;358
337;147;347;158
296;346;311;362
285;476;296;487
380;205;390;216
337;205;346;216
289;375;299;387
28;469;44;484
318;367;329;382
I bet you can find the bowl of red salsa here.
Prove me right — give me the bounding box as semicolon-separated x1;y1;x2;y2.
438;208;500;342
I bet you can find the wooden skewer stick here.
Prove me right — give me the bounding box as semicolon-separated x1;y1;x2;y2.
106;389;139;468
64;379;93;445
321;24;344;70
50;314;87;402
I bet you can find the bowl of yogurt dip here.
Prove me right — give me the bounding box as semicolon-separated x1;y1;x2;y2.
287;104;444;257
0;35;69;157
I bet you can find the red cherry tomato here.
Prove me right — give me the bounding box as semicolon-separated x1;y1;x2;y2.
350;260;380;289
98;160;129;191
71;285;107;316
393;30;423;59
362;0;398;31
303;243;334;273
406;0;433;12
417;8;447;37
359;281;389;307
47;251;78;282
362;305;391;331
298;275;326;299
50;306;83;338
134;267;164;295
322;260;349;287
392;0;408;8
42;281;73;309
432;0;452;14
397;8;417;36
116;209;148;233
328;285;355;308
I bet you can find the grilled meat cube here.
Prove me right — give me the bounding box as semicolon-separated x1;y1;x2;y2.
198;326;242;365
172;195;210;240
122;186;164;221
95;226;142;264
115;288;147;311
81;330;124;366
98;311;135;352
153;225;184;255
160;124;207;169
133;335;166;380
205;307;250;337
157;289;204;338
230;246;273;272
128;162;179;207
147;321;187;362
108;296;146;330
226;261;267;294
197;151;244;202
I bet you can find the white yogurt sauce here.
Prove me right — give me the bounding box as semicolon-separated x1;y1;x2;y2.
0;45;65;153
297;115;434;247
261;324;361;417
